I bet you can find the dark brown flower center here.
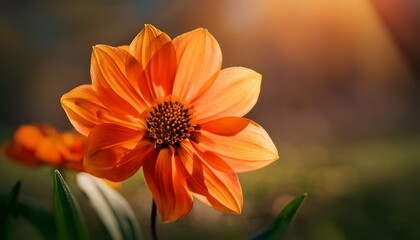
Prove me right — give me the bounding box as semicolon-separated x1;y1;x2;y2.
146;100;195;147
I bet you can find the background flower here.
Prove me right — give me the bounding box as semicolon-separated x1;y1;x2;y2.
3;124;84;171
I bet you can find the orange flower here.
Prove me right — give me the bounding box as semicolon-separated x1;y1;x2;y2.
61;24;278;222
3;124;84;171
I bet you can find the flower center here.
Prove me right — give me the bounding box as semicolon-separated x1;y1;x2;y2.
146;99;195;147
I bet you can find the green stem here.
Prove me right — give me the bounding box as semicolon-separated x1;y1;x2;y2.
151;199;158;240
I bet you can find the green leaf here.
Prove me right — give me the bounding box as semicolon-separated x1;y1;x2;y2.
250;193;307;240
0;181;21;240
76;173;142;240
0;184;56;239
18;200;56;239
53;170;89;240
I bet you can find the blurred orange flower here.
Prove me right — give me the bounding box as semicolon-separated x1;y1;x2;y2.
61;24;278;222
3;124;84;171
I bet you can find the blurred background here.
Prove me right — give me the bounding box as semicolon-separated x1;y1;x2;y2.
1;0;419;239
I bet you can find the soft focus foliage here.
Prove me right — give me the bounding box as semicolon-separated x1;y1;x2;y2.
251;193;307;240
0;181;20;240
77;173;141;240
53;170;89;240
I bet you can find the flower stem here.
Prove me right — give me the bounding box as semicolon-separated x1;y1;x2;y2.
151;199;158;240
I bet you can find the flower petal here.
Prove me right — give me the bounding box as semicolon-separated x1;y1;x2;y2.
117;45;129;51
128;24;171;68
198;117;278;173
143;147;193;222
61;85;144;136
125;39;174;103
125;53;155;105
126;25;172;100
91;45;149;113
84;123;151;181
35;139;61;164
2;141;40;166
172;28;222;102
59;133;84;162
146;41;177;98
127;40;178;100
193;67;262;123
14;125;45;150
190;141;234;173
178;141;242;213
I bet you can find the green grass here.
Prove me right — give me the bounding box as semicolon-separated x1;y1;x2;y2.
1;136;420;239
